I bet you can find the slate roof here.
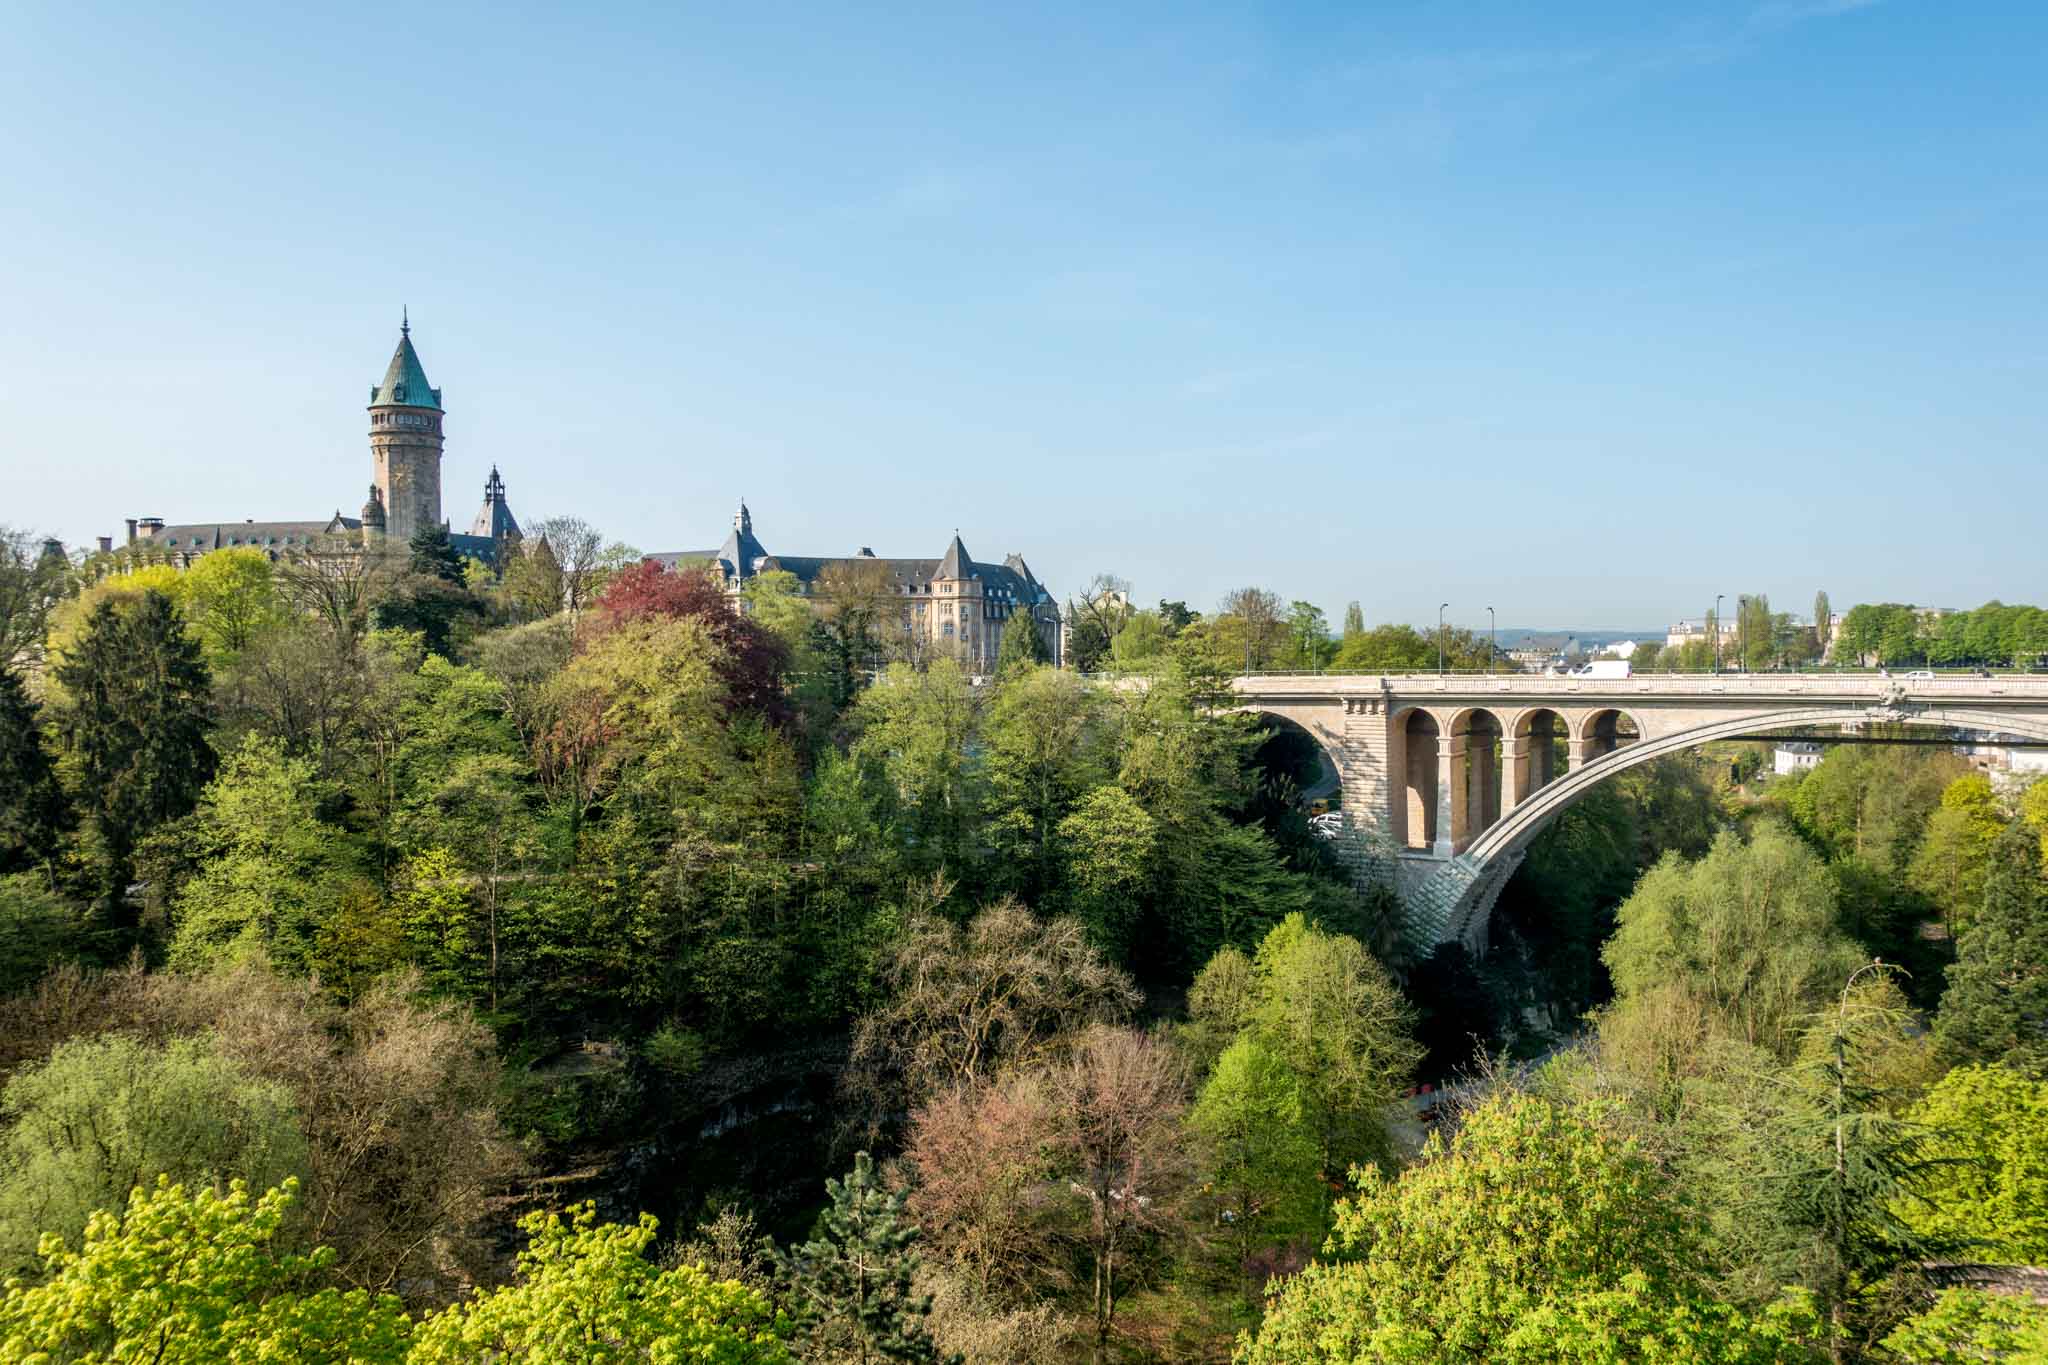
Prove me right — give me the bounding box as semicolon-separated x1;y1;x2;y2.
140;519;359;552
369;320;441;410
650;513;1054;606
466;467;521;540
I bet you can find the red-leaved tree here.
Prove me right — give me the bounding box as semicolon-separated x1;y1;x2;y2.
583;560;790;726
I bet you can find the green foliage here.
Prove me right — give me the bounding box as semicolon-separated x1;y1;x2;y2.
0;667;69;875
1936;822;2048;1077
994;611;1049;672
1601;824;1863;1073
413;1203;791;1363
180;547;285;668
1243;914;1418;1176
1238;1091;1741;1364
0;874;81;995
777;1152;943;1363
1188;1037;1322;1280
1056;785;1158;959
407;523;467;585
1902;1066;2048;1264
0;1177;411;1365
1907;774;2005;931
1877;1287;2048;1363
53;591;216;915
0;1034;306;1272
980;666;1108;904
167;734;359;974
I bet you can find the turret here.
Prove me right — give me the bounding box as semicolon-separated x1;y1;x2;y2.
361;484;387;537
367;312;445;544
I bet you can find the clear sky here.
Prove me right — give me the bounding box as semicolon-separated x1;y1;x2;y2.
4;1;2043;632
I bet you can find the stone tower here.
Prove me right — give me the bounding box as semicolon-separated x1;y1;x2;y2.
367;314;444;544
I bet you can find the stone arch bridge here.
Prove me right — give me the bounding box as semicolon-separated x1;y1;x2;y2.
1232;673;2048;950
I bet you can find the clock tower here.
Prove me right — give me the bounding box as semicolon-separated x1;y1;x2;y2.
367;313;444;544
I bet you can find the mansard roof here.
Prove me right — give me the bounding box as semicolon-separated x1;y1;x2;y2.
369;320;442;410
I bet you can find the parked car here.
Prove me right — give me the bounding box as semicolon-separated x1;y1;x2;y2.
1906;670;1936;681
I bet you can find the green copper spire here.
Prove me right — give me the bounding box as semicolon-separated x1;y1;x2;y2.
369;316;442;410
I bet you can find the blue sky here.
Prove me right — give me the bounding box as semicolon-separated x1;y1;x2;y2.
3;1;2043;631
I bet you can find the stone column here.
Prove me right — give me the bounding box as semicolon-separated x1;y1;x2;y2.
1567;736;1590;771
1499;736;1528;816
1437;732;1465;856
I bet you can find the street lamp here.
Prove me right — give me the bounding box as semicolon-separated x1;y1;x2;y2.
1488;606;1496;675
1713;594;1725;674
1438;603;1449;676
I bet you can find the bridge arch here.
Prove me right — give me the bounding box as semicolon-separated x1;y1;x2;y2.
1423;704;2048;947
1391;707;1441;850
1506;707;1571;806
1576;708;1643;763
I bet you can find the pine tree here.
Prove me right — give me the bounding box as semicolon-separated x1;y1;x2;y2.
1774;966;1969;1362
54;592;215;926
778;1152;947;1364
1936;822;2048;1078
0;667;68;875
408;522;466;583
994;612;1049;673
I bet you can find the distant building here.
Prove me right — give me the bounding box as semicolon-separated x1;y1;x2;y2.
115;319;522;568
1666;618;1739;650
1774;741;1824;775
651;503;1061;672
1600;639;1641;659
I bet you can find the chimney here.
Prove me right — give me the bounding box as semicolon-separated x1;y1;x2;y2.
125;518;137;544
96;536;113;554
137;517;165;539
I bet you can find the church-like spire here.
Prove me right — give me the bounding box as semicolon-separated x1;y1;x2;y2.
734;499;752;534
936;530;971;580
370;317;441;410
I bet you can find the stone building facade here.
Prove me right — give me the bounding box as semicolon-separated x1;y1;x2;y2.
117;318;520;567
653;503;1062;671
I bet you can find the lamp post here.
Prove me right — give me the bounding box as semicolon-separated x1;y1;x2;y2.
1438;603;1449;676
1713;594;1725;674
1488;606;1496;675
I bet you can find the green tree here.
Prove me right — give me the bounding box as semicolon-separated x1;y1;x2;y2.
1056;786;1158;958
1772;970;1969;1360
1188;1036;1321;1292
1936;822;2048;1077
852;659;982;877
1901;1065;2048;1264
1878;1287;2048;1363
0;667;68;876
1245;914;1418;1179
0;1177;411;1365
180;547;284;667
1907;774;2005;931
414;1203;790;1362
1284;601;1332;670
1601;825;1863;1073
1340;602;1365;643
167;734;358;974
407;522;467;584
982;666;1108;902
54;591;216;922
0;1034;306;1271
0;874;81;994
1814;590;1832;656
1239;1091;1740;1364
994;612;1049;673
0;525;73;671
778;1152;943;1364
